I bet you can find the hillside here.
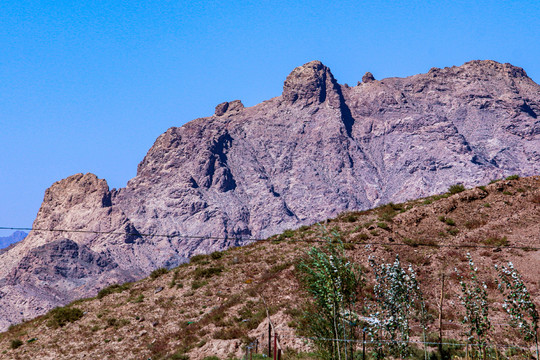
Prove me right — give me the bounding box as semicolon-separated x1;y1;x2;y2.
1;176;539;359
1;59;540;331
0;232;27;253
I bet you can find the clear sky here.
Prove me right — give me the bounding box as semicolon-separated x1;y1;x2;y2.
1;0;539;236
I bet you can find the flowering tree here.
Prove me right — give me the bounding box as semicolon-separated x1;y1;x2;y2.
456;253;490;357
495;262;539;359
298;228;364;360
368;255;426;359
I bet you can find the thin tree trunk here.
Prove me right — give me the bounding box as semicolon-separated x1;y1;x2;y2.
333;307;341;360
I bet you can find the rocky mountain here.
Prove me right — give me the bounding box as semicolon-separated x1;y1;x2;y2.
0;59;539;331
0;231;27;253
1;176;539;359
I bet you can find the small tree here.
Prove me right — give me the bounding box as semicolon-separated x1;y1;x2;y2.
297;228;363;360
495;262;539;359
456;253;490;357
368;255;426;359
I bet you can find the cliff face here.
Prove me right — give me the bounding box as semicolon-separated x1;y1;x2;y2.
1;60;539;330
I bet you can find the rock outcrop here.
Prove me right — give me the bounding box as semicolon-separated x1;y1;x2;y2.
1;59;539;330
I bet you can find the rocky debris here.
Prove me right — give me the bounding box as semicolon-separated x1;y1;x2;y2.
1;59;540;330
215;100;244;116
362;71;375;83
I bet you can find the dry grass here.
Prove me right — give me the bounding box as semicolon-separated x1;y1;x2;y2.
2;176;540;359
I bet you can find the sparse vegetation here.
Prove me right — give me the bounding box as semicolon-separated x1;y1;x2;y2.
97;282;132;299
150;267;169;279
448;183;466;194
193;266;223;279
505;174;519;180
482;236;508;247
47;306;84;328
10;339;23;350
377;222;389;230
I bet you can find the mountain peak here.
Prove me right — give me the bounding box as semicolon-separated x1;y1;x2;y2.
282;60;342;107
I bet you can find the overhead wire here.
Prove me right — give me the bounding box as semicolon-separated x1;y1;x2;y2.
0;225;538;251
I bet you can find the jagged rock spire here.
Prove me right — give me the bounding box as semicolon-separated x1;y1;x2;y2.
282;60;342;108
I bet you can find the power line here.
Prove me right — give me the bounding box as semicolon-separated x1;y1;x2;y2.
0;226;538;251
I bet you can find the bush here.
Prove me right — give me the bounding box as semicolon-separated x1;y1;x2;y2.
150;267;169;279
448;184;466;194
10;339;23;349
97;283;132;299
483;236;508;247
505;174;519;180
377;222;389;230
210;251;223;260
191;280;208;289
193;266;223;279
47;306;84;328
190;254;209;263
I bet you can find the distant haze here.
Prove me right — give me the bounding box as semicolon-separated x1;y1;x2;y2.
0;231;27;250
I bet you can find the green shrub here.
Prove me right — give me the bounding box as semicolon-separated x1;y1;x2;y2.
445;218;455;226
10;339;23;349
355;233;369;242
377;222;389;230
505;174;519;180
97;283;132;299
169;270;180;288
190;254;209;263
210;251;223;260
150;267;169;279
447;228;459;236
343;214;358;223
169;353;190;360
448;184;466;194
483;236;508;247
403;238;438;247
47;306;84;328
192;280;208;290
193;266;223;280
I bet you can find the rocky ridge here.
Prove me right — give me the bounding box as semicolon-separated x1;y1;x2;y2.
0;59;539;330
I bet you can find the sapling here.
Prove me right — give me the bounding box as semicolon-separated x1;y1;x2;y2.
368;255;426;359
456;253;490;358
298;227;364;360
495;262;539;359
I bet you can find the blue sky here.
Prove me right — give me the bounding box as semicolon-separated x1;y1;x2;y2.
1;0;539;236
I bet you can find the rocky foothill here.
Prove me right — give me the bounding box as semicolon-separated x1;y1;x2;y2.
0;59;539;331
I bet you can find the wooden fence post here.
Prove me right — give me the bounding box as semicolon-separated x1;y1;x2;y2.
362;329;366;360
268;322;272;358
274;332;277;360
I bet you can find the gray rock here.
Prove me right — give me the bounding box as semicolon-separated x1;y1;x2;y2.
362;72;375;83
